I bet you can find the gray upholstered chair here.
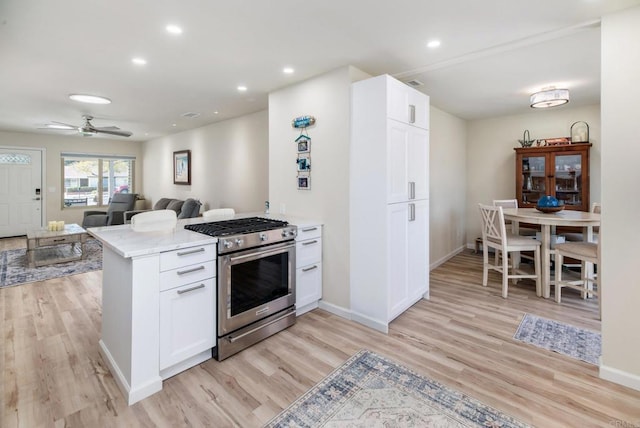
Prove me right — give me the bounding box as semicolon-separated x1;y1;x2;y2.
82;193;138;228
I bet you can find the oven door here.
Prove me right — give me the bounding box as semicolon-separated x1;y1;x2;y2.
218;240;296;336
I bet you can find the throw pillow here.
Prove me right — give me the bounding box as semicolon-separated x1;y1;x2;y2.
153;198;172;210
178;198;202;219
166;199;185;213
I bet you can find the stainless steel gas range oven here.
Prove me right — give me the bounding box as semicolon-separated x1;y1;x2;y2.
185;217;297;360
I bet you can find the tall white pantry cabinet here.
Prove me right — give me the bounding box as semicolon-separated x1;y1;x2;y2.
350;74;430;334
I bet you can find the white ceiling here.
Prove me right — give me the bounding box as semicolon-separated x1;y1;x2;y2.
1;0;639;141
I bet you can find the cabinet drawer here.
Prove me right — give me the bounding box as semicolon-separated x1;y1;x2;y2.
160;260;216;292
37;235;82;246
296;225;321;241
296;262;322;308
160;244;215;272
296;238;322;268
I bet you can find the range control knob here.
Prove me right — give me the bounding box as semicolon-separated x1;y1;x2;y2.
223;240;233;249
235;238;244;247
281;230;289;238
260;233;268;241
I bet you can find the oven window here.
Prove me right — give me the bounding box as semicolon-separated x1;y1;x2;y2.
230;252;289;316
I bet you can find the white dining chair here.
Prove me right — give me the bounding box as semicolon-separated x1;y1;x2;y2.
130;209;177;233
562;202;601;242
202;208;235;220
479;203;542;298
554;237;601;319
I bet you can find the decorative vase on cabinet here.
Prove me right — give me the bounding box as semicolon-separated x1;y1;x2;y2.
350;74;430;334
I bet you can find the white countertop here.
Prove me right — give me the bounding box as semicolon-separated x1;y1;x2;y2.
88;212;322;259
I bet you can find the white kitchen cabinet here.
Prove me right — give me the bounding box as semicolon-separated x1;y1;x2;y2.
387;121;429;203
160;278;215;370
159;244;216;374
295;224;322;316
350;74;430;333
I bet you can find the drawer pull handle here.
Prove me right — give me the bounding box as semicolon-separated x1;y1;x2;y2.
301;227;318;232
302;240;318;246
177;284;205;295
176;265;205;275
53;238;66;242
177;248;206;256
302;265;318;272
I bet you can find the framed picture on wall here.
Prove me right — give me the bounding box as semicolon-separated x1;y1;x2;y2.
173;150;191;185
297;174;310;190
296;153;311;172
297;139;310;153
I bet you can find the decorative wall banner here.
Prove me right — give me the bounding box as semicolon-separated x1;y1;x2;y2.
293;115;315;190
292;115;316;129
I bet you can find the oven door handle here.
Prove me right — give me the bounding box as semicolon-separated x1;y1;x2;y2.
227;309;295;343
228;244;294;263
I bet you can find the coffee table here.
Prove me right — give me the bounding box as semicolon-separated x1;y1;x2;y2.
26;224;89;268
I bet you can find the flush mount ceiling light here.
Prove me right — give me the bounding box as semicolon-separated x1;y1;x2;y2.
69;94;111;104
530;87;570;108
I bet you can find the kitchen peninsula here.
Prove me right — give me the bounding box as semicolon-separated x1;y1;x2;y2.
89;214;322;405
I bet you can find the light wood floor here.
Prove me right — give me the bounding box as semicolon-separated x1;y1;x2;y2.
2;237;639;427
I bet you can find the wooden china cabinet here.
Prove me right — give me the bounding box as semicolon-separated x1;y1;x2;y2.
515;144;591;211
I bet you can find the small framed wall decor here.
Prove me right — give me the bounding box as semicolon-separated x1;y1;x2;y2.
297;139;310;153
297;174;310;190
296;153;311;172
173;150;191;185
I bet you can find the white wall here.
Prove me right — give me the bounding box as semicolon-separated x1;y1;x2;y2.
465;104;601;244
268;66;370;310
141;110;268;213
429;106;468;267
600;6;640;391
0;131;143;225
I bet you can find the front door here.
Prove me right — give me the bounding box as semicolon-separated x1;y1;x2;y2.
0;147;44;237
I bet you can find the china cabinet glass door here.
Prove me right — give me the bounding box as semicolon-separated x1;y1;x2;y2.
521;154;546;204
553;153;583;207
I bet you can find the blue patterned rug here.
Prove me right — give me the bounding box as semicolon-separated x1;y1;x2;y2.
0;239;102;288
514;313;601;365
264;349;529;427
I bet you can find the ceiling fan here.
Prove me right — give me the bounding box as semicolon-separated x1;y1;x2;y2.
42;115;133;137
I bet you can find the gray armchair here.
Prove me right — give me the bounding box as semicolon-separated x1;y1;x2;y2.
82;193;138;228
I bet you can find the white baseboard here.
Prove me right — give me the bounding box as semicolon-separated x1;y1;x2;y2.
99;340;163;405
296;301;319;316
318;300;352;320
350;311;389;333
599;362;640;392
430;245;466;270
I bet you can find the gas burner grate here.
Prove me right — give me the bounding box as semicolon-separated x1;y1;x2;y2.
185;217;288;237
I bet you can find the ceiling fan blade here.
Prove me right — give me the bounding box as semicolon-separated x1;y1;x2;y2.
94;128;133;137
51;121;77;128
93;126;122;131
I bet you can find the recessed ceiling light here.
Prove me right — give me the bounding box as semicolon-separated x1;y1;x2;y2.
237;86;247;92
132;57;147;65
214;111;219;114
283;67;294;74
427;40;441;48
166;24;183;34
69;94;111;104
172;123;177;127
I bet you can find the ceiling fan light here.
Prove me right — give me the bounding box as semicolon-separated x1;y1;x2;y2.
46;123;75;130
69;94;112;104
530;88;569;108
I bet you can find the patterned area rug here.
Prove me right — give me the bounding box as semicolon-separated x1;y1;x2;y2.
514;313;601;365
265;349;529;427
0;239;102;288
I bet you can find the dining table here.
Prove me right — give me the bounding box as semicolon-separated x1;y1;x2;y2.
501;207;601;299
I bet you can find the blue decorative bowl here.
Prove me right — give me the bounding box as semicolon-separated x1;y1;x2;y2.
536;195;564;213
